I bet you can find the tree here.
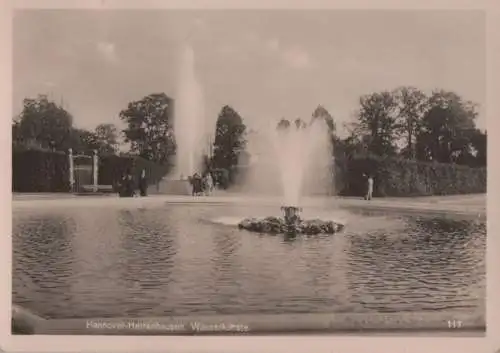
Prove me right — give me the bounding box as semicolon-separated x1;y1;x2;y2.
311;105;337;155
14;94;73;151
69;128;100;154
311;105;336;134
333;121;371;159
278;117;307;130
212;105;247;171
276;118;291;130
468;129;487;167
356;91;399;156
416;90;478;163
294;118;307;129
119;93;175;163
392;86;428;159
94;123;119;154
12;120;21;145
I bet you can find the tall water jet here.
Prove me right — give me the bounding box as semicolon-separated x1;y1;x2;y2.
154;43;207;195
173;44;206;179
239;117;333;207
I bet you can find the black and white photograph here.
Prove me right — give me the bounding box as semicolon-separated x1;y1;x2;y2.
9;5;487;340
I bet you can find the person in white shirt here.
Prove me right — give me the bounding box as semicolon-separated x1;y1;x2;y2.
204;172;214;196
366;175;374;200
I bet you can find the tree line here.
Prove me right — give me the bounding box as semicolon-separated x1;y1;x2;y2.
12;95;120;155
11;93;247;173
339;87;486;167
12;86;486;181
250;87;486;169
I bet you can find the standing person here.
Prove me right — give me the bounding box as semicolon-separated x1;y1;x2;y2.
126;173;136;197
191;173;202;196
119;172;135;197
196;173;204;196
118;174;127;197
366;174;374;200
204;172;214;196
201;173;208;195
139;169;148;197
212;171;219;190
156;177;161;193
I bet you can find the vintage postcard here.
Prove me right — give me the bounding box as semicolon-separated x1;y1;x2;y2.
2;0;499;352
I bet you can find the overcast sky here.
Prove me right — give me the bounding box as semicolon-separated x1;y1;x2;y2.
13;9;486;137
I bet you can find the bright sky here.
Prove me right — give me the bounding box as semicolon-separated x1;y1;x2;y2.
13;9;486;137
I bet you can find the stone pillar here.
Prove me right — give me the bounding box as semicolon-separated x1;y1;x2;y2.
93;150;98;192
68;148;75;192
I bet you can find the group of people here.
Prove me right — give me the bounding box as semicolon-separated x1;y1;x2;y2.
117;169;216;197
117;169;372;200
118;169;148;198
188;172;215;196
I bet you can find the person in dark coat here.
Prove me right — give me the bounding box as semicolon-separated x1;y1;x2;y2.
118;175;127;197
119;172;136;197
191;173;203;196
138;169;148;197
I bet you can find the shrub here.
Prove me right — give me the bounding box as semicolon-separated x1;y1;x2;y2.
12;148;70;192
335;155;486;197
12;148;171;193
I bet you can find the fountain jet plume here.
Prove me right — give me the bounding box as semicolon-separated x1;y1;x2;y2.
172;43;206;178
239;116;333;207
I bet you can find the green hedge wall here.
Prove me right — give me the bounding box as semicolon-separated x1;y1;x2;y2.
336;155;486;197
12;149;70;192
13;148;486;196
13;149;172;193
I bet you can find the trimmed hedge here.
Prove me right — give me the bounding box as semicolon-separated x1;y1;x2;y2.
12;149;70;192
13;148;486;197
336;155;486;197
13;148;172;193
232;154;486;197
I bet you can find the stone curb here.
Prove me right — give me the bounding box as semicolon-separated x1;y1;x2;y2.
12;195;485;219
12;305;484;335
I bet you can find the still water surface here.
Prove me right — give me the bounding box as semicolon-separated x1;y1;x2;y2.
12;203;485;319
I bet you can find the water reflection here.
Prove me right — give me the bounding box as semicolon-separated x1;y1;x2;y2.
119;209;177;288
12;212;75;316
117;209;179;317
12;205;485;319
346;217;485;312
207;232;244;313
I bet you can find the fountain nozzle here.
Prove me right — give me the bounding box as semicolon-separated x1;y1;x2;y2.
280;206;302;226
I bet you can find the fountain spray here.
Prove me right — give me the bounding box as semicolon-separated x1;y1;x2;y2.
173;43;206;179
237;118;342;236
